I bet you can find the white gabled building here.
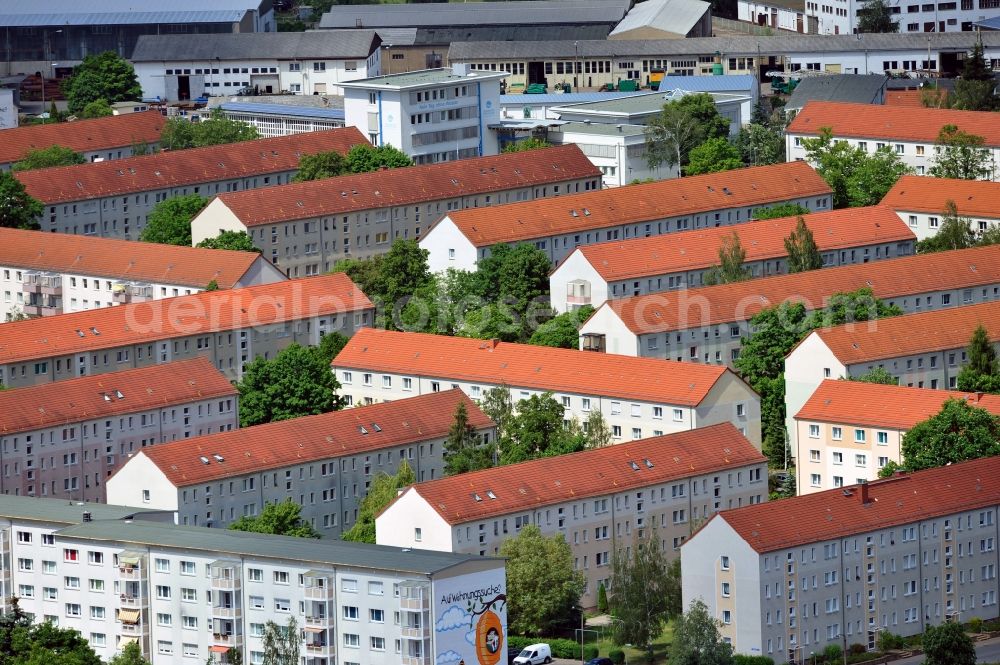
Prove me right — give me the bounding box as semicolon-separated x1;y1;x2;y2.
881;175;1000;242
332;328;763;448
132;31;382;100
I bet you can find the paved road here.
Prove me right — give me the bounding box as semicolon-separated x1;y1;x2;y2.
551;635;1000;665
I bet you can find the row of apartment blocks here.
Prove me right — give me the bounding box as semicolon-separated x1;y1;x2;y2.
0;227;285;321
419;161;833;273
784;297;1000;464
15;128;367;242
0;496;504;665
105;391;494;535
375;423;768;608
682;457;1000;662
882;177;1000;242
188;144;602;273
786;102;1000;181
549;206;915;313
578;244;1000;363
0;359;238;503
793;380;1000;495
332;327;763;448
0;112;166;170
0;273;374;389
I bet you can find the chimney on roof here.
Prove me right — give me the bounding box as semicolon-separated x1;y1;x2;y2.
489;338;500;349
976;392;984;403
859;481;871;505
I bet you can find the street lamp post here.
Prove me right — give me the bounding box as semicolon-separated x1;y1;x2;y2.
574;41;580;90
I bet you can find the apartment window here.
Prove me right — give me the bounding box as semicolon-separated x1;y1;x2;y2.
274;598;291;612
368;581;384;596
180;560;195;575
343;606;359;620
157;641;173;656
854;429;866;443
810;473;821;487
155;558;169;573
273;571;289;585
672;408;683;421
155;585;171;600
721;556;730;570
249;596;264;610
722;582;731;596
344;634;360;648
371;637;386;651
371;608;385;623
809;424;820;438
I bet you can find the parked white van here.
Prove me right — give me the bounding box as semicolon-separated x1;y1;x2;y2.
513;643;552;665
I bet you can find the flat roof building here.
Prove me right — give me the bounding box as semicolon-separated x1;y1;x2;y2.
420;161;832;272
0;227;285;321
15;127;367;241
332;328;763;448
0;273;374;389
682;458;1000;662
0;358;238;502
0;112;166;170
550;206;915;313
217;100;346;138
377;422;767;608
107;390;494;535
784;74;889;113
189;144;601;272
794;380;1000;494
880;175;1000;242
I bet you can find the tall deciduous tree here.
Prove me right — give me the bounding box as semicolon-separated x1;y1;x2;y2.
344;143;412;173
899;398;1000;472
474;243;553;341
528;305;594;348
646;94;730;171
930;125;994;180
229;499;321;538
703;232;752;286
584;410;613;449
857;0;899;32
784;216;823;273
501;393;585;464
62;51;142;114
845;147;913;207
12;145;85;171
916;200;977;253
684;137;744;176
803;129;911;207
292;150;349;182
139;194;208;246
500;525;585;636
81;99;114;119
956;324;1000;393
953;38;998;112
848;366;899;385
669;600;734;665
735;121;785;167
196;230;260;252
262;617;300;665
444;401;493;475
480;385;515;443
0;172;43;229
342;460;414;543
313;331;351;366
237;343;341;427
160;109;259;150
0;598;103;665
608;532;680;660
504;138;552;153
922;621;976;665
108;641;151;665
753;202;810;220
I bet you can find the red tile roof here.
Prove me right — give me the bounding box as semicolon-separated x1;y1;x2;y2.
210;145;601;227
0;358;236;435
812;298;1000;365
134;390;491;486
718;456;1000;553
883;90;926;108
396;423;765;525
0;227;273;289
0;273;373;364
881;175;1000;219
794;379;1000;430
575;206;913;281
600;244;1000;335
334;328;733;406
0;112;166;166
787;101;1000;145
15;127;367;204
438;162;831;247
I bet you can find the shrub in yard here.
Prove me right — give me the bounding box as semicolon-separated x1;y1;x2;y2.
610;648;626;665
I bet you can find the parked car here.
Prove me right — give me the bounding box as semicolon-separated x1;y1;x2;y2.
512;643;553;664
585;658;614;665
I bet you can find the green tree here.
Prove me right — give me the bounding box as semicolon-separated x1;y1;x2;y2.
474;243;553;341
953;38;998;112
480;385;515;443
500;525;585;636
107;641;151;665
598;583;609;613
334;240;431;329
262;617;300;665
608;531;679;660
292;150;349;182
313;331;351;366
229;499;321;538
784;216;823;273
857;0;899;32
703;231;752;286
646;93;730;171
443;400;494;475
956;324;1000;393
753;202;810;220
0;172;43;229
899;399;1000;472
735;121;785;167
669;599;734;665
504;137;552;152
159;118;197;150
196;230;260;252
804;129;910;207
844;147;913;207
12;145;86;171
342;460;414;543
584;410;614;449
237;343;341;427
80;99;114;119
62;51;142;114
807;287;902;329
684;137;744;176
848;366;899;385
160;109;259;150
930;125;994;180
916;200;977;253
528;305;594;348
139;194;208;246
501;393;585;464
0;598;103;665
921;620;976;665
344;143;413;173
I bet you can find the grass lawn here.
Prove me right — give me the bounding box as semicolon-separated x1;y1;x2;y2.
587;621;675;664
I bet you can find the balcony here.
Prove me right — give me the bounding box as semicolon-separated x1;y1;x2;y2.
212;633;240;647
304;643;335;657
212;606;242;620
401;626;431;639
400;596;430;611
118;566;142;581
119;621;145;636
304;614;334;629
581;333;606;353
112;282;153;304
304;584;335;600
401;656;430;665
211;576;239;590
119;594;145;608
22;272;61;296
22;301;60;317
